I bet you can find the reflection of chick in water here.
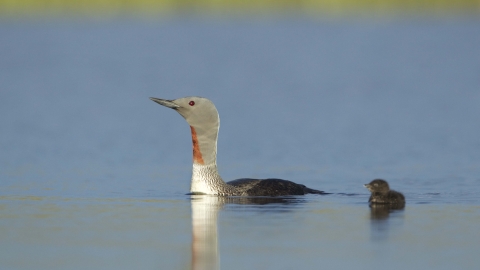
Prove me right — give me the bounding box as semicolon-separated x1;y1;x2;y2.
369;204;394;220
364;179;405;208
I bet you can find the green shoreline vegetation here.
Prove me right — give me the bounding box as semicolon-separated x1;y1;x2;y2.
0;0;479;16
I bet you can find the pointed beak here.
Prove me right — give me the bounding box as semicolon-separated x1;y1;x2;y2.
150;97;180;109
364;184;369;188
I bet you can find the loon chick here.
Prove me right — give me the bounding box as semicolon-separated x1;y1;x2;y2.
150;96;325;196
364;179;405;206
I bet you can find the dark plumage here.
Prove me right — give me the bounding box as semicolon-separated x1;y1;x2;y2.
364;179;405;207
228;178;325;196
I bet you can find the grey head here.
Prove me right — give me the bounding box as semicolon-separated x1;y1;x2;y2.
364;179;390;193
150;96;220;165
149;96;219;128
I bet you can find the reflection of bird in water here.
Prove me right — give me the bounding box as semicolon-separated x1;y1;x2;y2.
191;196;222;270
150;96;325;196
364;179;405;208
190;195;305;270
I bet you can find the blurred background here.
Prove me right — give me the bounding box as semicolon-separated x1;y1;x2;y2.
0;0;479;17
1;1;479;198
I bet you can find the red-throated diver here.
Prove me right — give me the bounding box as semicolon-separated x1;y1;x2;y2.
150;96;325;196
364;179;405;206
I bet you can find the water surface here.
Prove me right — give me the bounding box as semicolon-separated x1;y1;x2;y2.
1;17;480;269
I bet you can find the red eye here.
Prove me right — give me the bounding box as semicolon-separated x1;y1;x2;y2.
189;101;195;106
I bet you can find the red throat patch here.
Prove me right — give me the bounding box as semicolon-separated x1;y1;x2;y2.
190;126;205;164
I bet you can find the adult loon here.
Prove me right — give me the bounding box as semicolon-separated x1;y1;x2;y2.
364;179;405;206
150;96;325;196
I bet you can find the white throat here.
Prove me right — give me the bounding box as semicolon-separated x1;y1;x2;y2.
191;163;238;196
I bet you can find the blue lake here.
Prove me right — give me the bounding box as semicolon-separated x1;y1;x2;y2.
1;16;480;269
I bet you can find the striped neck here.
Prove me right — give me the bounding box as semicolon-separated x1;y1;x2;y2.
191;163;238;195
188;122;238;195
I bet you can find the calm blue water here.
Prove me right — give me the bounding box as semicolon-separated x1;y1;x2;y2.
1;16;480;269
